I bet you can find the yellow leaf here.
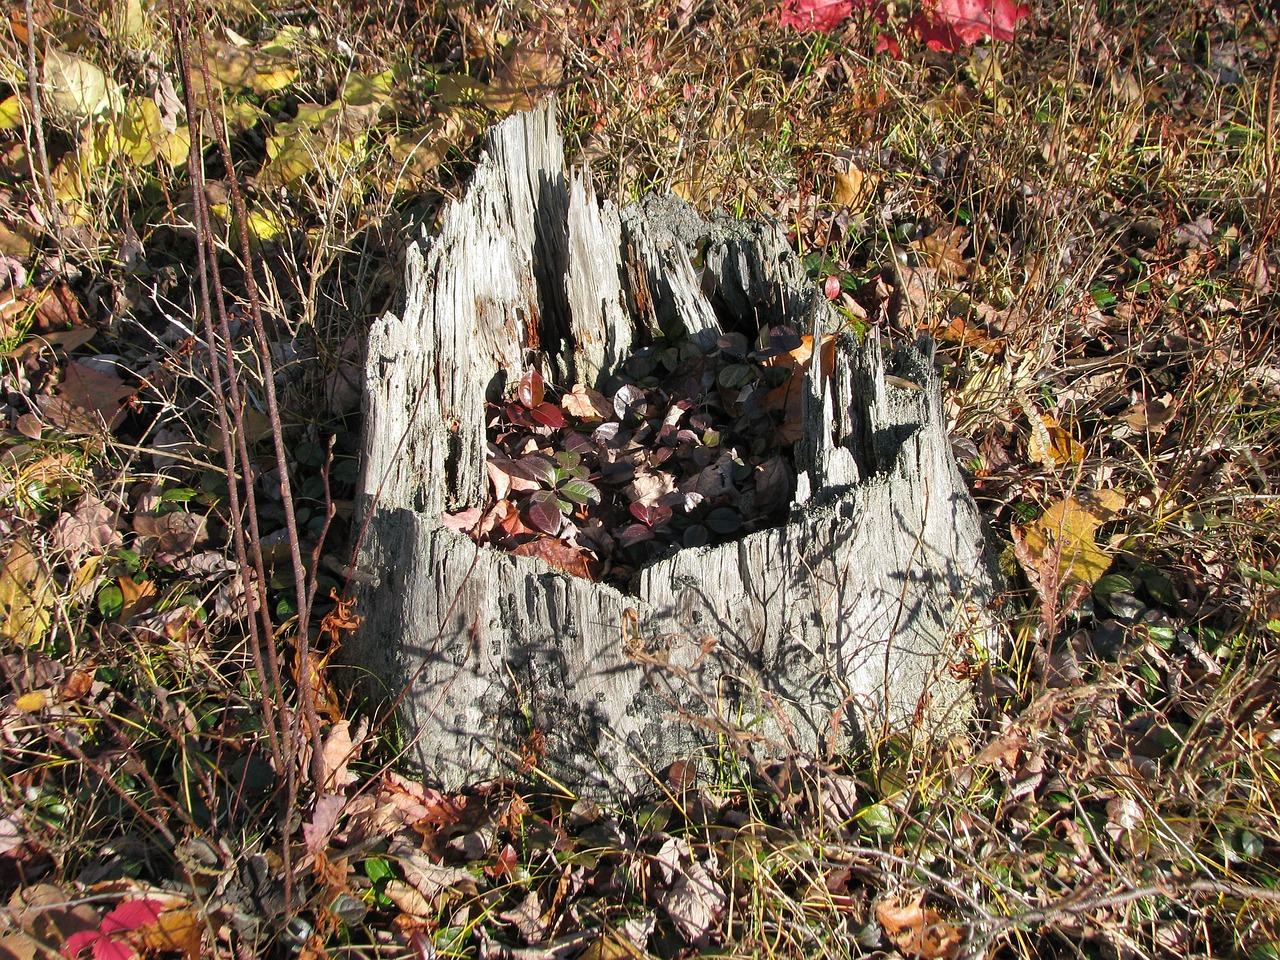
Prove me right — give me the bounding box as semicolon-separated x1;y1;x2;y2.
15;690;47;712
342;70;395;106
117;98;165;165
0;95;25;131
157;126;192;167
1017;490;1125;588
107;0;147;43
0;536;53;645
243;208;286;242
44;48;122;122
262;132;317;185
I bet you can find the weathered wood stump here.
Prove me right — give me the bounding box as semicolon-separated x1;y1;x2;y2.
349;101;999;796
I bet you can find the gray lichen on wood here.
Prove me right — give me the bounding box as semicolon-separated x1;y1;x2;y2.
349;100;1000;796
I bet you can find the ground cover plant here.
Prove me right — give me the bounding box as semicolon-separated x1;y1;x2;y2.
0;0;1277;956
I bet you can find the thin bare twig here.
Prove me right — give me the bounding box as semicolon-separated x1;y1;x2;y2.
22;0;57;228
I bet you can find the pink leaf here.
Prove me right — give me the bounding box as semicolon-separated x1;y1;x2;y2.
62;931;100;958
92;938;137;960
779;0;853;32
912;0;1028;49
442;507;483;535
99;900;162;935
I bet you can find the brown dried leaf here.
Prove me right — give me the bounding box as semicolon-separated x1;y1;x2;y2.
44;360;133;433
132;511;207;556
562;383;614;421
511;537;600;581
875;892;963;959
1027;413;1084;467
913;225;972;282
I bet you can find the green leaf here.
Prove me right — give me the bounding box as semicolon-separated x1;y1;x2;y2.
97;582;124;618
718;363;757;389
558;479;601;506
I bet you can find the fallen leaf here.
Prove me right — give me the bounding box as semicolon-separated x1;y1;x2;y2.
0;537;53;645
876;892;964;959
1026;413;1084;467
779;0;853;32
43;48;122;122
654;853;726;944
51;495;122;559
913;225;971;282
1015;490;1125;590
511;537;600;580
44;360;134;434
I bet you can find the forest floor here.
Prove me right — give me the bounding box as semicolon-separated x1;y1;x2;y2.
0;0;1278;957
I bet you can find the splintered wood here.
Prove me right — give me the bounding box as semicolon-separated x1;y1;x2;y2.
349;100;999;796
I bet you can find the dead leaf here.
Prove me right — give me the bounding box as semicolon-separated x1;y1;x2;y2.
132;511;207;556
303;794;347;854
497;890;547;944
116;575;158;621
1120;393;1176;433
0;537;53;645
51;495;122;559
43;48;122;122
1015;489;1125;590
319;720;360;790
831;162;880;207
43;360;134;434
562;384;614;421
913;225;972;283
1027;413;1084;467
656;856;726;944
876;892;964;959
511;537;601;581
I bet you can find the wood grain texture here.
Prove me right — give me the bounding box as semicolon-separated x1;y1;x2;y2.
350;100;1000;797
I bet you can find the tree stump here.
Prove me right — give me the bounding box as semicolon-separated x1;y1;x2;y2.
348;100;999;796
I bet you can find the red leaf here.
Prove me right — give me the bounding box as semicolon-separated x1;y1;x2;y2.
518;369;545;409
630;502;672;528
92;937;137;960
779;0;853;32
62;931;99;959
529;402;566;429
525;491;564;536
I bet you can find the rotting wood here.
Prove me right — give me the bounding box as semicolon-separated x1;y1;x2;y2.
348;100;1000;797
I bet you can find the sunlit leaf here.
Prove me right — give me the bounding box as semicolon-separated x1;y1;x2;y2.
519;369;546;408
0;95;25;131
1015;490;1125;590
559;479;601;506
526;491;563;535
44;48;122;122
530;402;565;429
